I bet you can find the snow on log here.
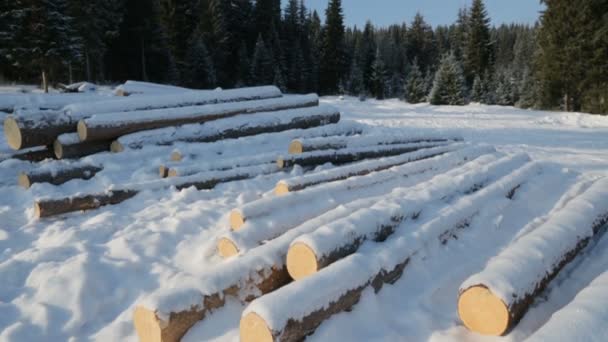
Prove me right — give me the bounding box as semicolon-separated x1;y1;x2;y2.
111;105;342;152
53;133;111;159
78;94;319;142
220;146;496;257
134;197;384;342
526;270;608;342
19;164;103;189
0;92;109;113
1;146;56;162
285;153;531;280
3;86;282;150
240;161;539;342
276;141;451;169
166;152;278;178
275;143;461;195
288;134;463;154
34;164;279;218
458;177;608;336
114;80;193;96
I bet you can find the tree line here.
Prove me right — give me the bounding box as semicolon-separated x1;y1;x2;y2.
0;0;606;114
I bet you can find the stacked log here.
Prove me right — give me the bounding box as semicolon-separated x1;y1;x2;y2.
276;141;452;169
78;94;319;142
19;164;103;189
4;86;282;150
288;134;463;154
34;164;280;218
114;80;193;97
284;153;531;280
53;133;111;159
0;92;110;113
111;105;344;152
164;152;278;178
1;146;56;162
458;177;608;336
275;143;462;195
219;146;497;258
239;160;539;342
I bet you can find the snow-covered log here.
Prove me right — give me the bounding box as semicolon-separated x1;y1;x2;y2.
0;92;109;113
53;133;111;159
240;161;538;342
114;80;193;96
165;152;278;178
34;164;280;218
3;86;283;150
1;146;56;162
526;270;608;342
78;94;319;142
285;153;531;280
457;177;608;336
19;164;102;189
220;146;496;257
276;141;450;169
110;105;340;152
288;134;463;154
275;143;461;195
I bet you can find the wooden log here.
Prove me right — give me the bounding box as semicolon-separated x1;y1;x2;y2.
240;161;537;342
53;133;111;159
166;153;278;178
78;94;319;142
34;164;279;218
111;109;361;153
114;80;193;97
220;146;497;257
288;134;463;154
276;141;450;170
458;177;608;336
285;153;531;280
1;146;56;162
19;164;103;189
526;269;608;342
275;143;461;195
0;92;109;113
4;86;282;150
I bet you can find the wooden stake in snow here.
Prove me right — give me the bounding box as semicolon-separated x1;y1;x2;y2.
458;177;608;336
53;133;111;159
276;141;449;170
240;161;537;342
77;94;319;142
288;134;462;154
19;164;102;189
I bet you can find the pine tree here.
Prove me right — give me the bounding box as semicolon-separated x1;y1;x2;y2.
0;0;27;80
236;41;250;87
429;53;466;105
183;30;216;89
481;70;497;104
471;75;484;102
320;0;347;95
404;59;427;103
495;69;516;106
464;0;491;85
159;0;200;79
307;10;322;93
250;34;274;85
407;13;437;73
370;47;388;99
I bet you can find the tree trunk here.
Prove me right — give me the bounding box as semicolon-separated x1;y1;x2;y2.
42;70;49;93
19;164;103;189
141;38;148;81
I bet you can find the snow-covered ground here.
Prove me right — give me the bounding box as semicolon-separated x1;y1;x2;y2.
1;96;608;341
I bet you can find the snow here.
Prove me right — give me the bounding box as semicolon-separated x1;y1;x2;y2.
113;80;194;96
1;95;608;341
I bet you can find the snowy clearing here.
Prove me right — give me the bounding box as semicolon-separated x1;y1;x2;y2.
1;95;608;341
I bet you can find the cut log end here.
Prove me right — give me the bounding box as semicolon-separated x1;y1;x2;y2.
76;120;88;141
167;169;178;178
240;312;273;342
288;140;303;155
4;117;22;150
170;151;182;162
286;242;319;281
33;202;42;219
133;306;165;342
276;157;285;169
110;141;124;153
53;139;64;159
274;182;289;195
159;165;169;178
217;238;239;258
230;210;245;230
458;286;510;336
18;172;31;189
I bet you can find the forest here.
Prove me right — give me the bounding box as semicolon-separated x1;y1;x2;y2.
0;0;606;114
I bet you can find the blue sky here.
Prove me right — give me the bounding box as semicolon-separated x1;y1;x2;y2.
301;0;544;27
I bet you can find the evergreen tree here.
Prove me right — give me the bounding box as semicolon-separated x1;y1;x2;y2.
235;41;250;87
471;75;484;102
495;69;516;105
183;30;216;89
429;53;466;105
407;13;437;73
159;0;199;79
464;0;491;85
370;47;388;99
320;0;347;94
250;34;274;85
404;59;427;103
307;10;322;93
0;0;27;80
